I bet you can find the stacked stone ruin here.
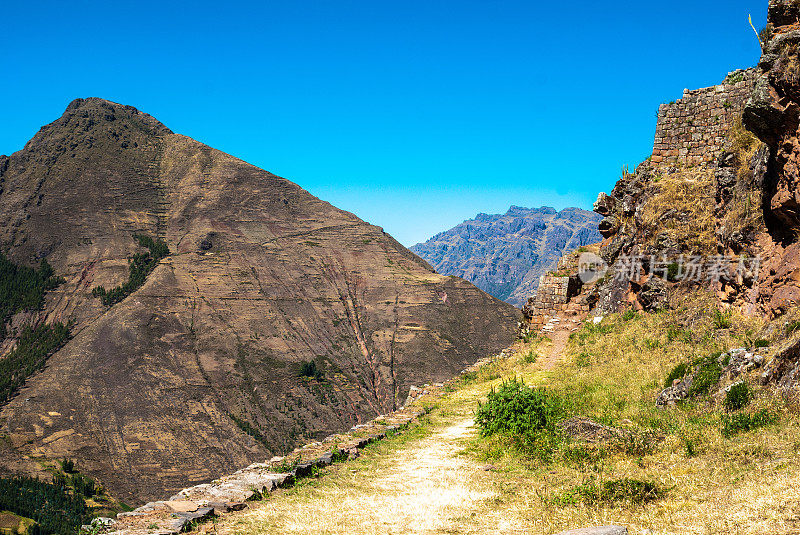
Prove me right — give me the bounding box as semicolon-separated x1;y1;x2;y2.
651;68;758;167
521;250;591;328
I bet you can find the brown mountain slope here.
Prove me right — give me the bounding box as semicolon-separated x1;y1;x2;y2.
0;98;520;503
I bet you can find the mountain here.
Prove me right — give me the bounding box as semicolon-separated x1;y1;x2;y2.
0;98;520;503
410;206;602;307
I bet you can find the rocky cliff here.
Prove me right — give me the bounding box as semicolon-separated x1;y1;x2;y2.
410;206;601;307
0;98;520;503
590;65;768;314
583;0;800;387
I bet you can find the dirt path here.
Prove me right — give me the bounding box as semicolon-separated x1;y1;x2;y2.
542;327;571;371
217;324;577;535
223;413;529;534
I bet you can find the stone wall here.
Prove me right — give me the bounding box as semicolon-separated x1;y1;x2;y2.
522;275;582;326
651;68;758;167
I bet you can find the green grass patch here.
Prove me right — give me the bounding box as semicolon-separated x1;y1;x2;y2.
664;362;688;388
724;382;754;412
558;478;664;505
721;409;778;438
687;353;724;398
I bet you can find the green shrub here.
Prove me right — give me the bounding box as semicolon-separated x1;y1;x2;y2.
688;353;723;398
298;360;323;380
60;459;75;474
664;362;688;388
622;309;637;321
753;339;770;348
561;478;663;505
522;349;538;364
475;378;570;458
721;409;777;438
724;382;754;412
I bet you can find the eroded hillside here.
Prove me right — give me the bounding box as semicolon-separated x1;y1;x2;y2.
0;98;520;503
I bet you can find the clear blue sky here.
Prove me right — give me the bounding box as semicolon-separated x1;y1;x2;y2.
1;0;765;246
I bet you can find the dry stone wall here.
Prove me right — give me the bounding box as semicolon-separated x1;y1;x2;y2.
522;275;583;326
651;68;758;167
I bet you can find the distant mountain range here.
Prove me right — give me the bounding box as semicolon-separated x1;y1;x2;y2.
410;206;602;307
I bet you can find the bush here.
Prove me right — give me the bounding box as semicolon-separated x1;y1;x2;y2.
60;459;75;474
753;339;770;348
688;353;723;398
475;378;570;459
724;382;754;412
664;362;688;388
298;360;323;380
721;409;777;438
622;309;637;321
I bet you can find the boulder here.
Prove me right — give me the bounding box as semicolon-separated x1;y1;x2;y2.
559;417;621;443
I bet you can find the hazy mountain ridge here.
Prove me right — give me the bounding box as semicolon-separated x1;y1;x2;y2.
410;206;602;307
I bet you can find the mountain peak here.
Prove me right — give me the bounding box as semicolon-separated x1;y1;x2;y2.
24;97;172;153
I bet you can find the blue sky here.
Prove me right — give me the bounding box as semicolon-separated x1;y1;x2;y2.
1;1;765;246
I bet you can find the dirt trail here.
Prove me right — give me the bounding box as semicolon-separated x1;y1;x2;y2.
542;328;571;371
226;414;529;534
219;322;577;535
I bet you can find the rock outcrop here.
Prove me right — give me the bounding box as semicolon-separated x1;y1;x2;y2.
0;98;521;503
591;67;769;314
410;206;601;307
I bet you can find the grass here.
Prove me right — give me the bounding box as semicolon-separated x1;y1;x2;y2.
724;382;754;412
557;478;664;506
721;409;779;438
206;294;800;535
717;115;766;245
640;168;716;256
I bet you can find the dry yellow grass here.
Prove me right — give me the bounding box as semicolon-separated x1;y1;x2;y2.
206;302;800;535
641;168;716;256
